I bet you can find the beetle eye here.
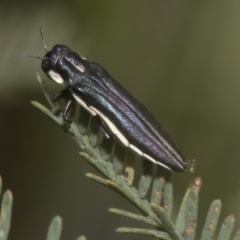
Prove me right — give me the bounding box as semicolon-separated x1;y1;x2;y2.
41;57;51;73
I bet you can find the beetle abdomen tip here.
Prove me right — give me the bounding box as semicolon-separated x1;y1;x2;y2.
185;159;196;173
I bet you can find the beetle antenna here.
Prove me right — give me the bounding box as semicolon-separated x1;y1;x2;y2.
13;54;43;60
13;29;47;60
40;28;48;53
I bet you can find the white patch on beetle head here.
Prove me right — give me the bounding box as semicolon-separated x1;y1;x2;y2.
90;106;129;147
48;70;64;84
72;94;97;116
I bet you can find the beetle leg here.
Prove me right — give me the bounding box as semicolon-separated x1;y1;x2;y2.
62;99;73;119
52;89;69;103
62;99;74;132
96;117;111;139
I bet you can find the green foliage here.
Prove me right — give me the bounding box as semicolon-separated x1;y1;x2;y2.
1;74;240;239
0;177;12;240
46;216;62;240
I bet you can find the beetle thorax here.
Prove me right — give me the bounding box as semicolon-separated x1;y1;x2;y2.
41;45;88;86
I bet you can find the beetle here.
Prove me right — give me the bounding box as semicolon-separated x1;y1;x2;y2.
16;29;194;172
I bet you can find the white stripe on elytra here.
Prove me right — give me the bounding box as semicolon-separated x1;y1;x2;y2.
129;144;143;156
48;70;64;84
90;106;129;147
72;98;173;170
130;144;172;170
143;153;172;171
91;107;173;170
72;94;97;116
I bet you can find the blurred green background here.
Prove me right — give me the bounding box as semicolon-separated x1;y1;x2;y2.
1;0;240;239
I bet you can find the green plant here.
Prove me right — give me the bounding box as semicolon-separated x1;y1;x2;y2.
1;74;240;240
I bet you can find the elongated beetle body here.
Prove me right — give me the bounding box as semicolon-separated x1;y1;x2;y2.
17;29;194;172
